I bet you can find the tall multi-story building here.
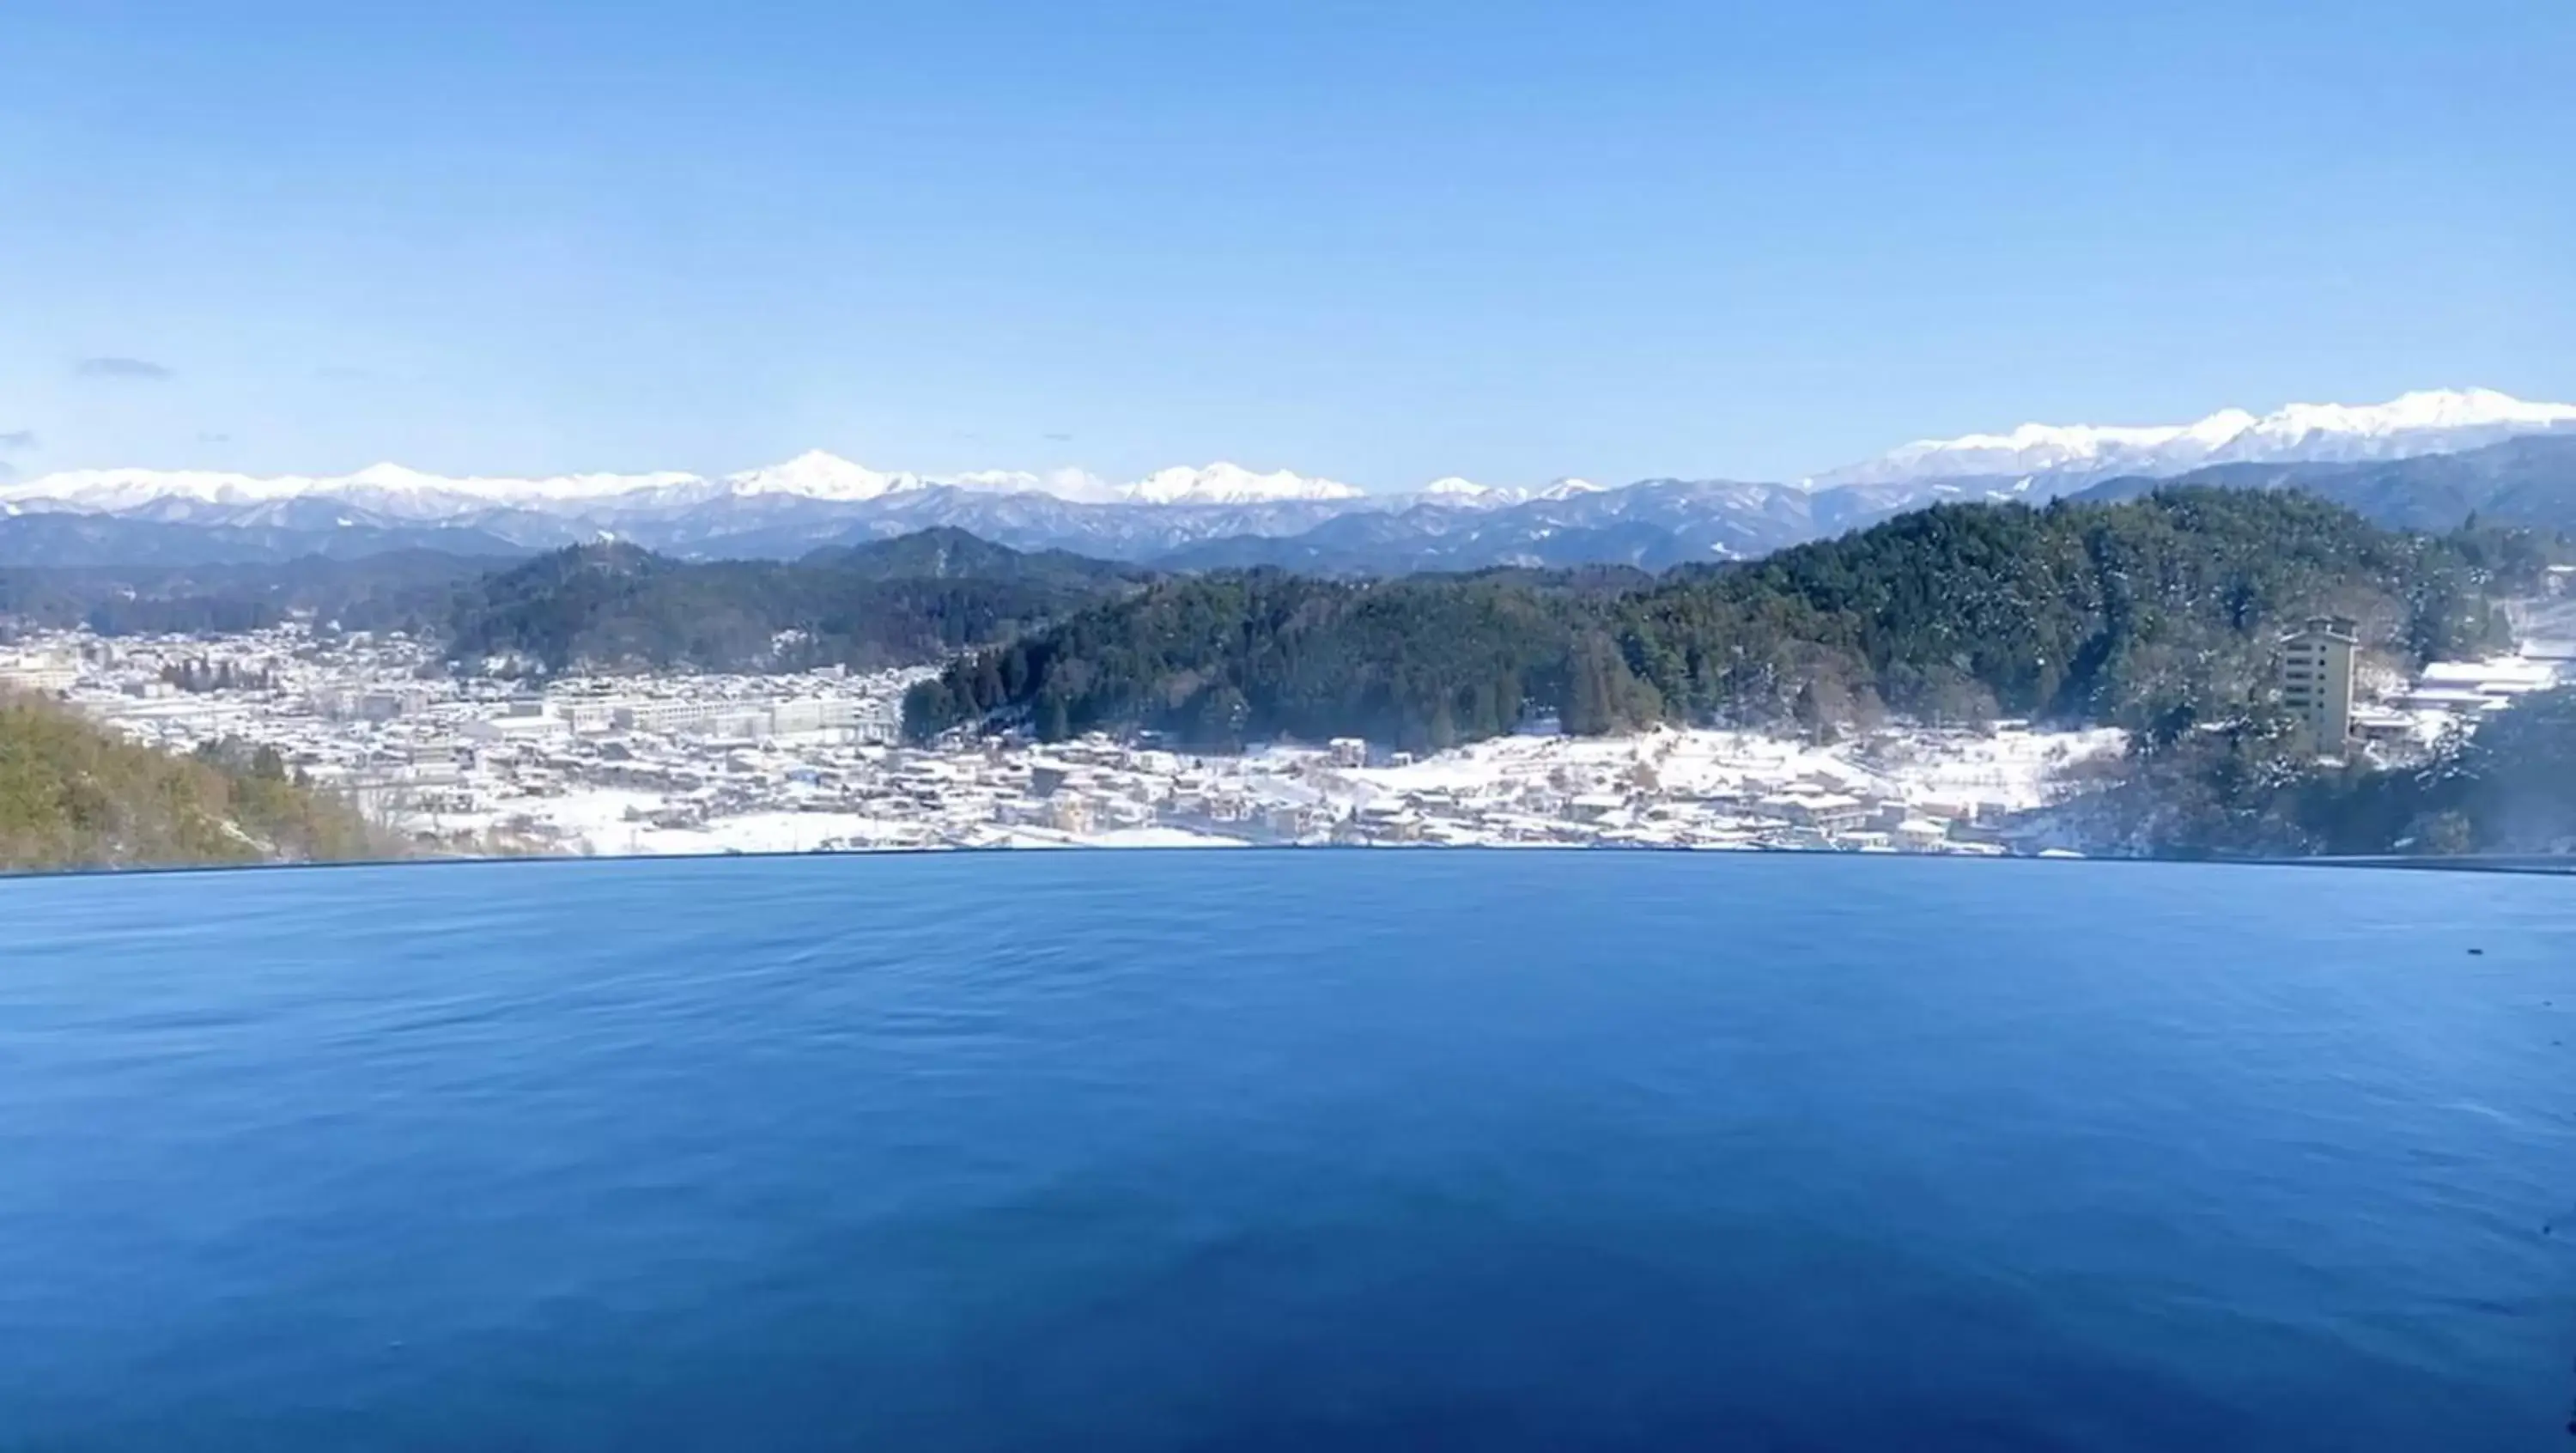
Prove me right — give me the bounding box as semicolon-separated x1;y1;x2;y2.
2281;616;2357;750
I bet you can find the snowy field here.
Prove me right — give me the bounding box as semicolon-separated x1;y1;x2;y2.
398;723;2129;860
1316;724;2126;817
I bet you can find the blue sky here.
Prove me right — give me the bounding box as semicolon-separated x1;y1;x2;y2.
3;0;2569;489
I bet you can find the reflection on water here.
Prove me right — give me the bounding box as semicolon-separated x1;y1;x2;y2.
1;852;2570;1450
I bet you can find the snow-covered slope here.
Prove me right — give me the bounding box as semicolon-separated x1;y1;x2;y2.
714;451;925;502
948;467;1124;503
1;465;683;528
2;463;716;519
1119;462;1364;505
1812;388;2576;489
1418;477;1535;508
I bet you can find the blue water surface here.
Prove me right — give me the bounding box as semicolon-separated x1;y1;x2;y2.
2;852;2570;1450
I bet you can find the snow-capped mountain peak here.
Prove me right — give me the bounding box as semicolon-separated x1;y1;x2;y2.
0;466;290;509
946;467;1124;503
341;461;447;491
337;461;707;505
2239;387;2576;445
1120;462;1364;505
720;451;921;502
1811;387;2576;490
2181;408;2263;446
1415;476;1534;508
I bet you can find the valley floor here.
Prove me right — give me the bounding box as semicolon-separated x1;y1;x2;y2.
5;619;2558;862
384;719;2126;860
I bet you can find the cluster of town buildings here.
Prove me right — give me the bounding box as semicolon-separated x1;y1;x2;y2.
0;601;2564;859
2282;607;2571;755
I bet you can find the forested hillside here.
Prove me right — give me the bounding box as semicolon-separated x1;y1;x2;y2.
443;530;1152;673
0;692;385;872
2063;683;2576;858
0;530;1147;670
905;490;2557;751
1648;486;2537;728
0;551;491;638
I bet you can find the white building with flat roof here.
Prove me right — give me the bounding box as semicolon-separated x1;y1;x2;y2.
0;654;79;695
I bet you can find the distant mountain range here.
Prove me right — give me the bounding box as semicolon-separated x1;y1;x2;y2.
1807;386;2576;489
6;388;2572;571
2069;435;2576;532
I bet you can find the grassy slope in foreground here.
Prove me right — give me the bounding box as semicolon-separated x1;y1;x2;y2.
0;690;386;872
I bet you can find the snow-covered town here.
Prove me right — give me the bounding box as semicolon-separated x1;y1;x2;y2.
0;617;2566;860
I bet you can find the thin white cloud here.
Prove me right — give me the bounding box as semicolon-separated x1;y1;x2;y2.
76;356;174;380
